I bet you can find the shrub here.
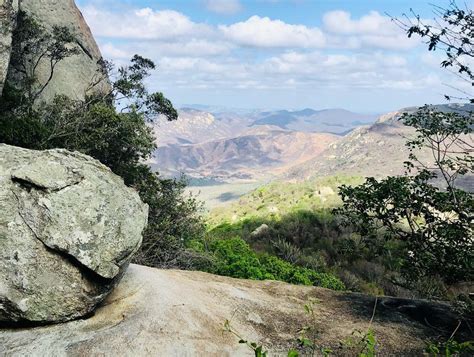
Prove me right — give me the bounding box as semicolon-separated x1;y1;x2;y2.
197;237;345;290
209;238;265;280
259;254;296;282
302;269;346;291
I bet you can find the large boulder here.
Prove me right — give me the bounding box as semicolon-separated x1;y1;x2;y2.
0;144;148;323
1;0;110;100
0;264;470;356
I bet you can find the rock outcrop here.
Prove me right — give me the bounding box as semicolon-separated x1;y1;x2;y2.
0;144;148;323
0;264;470;356
0;0;18;95
0;0;109;100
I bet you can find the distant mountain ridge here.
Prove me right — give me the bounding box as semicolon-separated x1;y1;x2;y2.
284;103;474;191
252;108;376;134
151;129;339;180
149;107;378;181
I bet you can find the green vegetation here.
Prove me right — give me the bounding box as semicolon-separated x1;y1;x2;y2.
394;0;474;103
191;237;344;290
0;11;204;269
337;107;473;285
425;339;474;357
205;176;409;297
209;175;364;225
222;3;474;354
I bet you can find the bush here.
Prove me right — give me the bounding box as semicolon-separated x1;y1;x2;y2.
336;108;474;285
210;237;265;280
259;254;297;281
303;269;346;291
196;237;345;290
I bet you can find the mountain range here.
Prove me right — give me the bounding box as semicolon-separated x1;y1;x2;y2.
149;107;378;180
148;103;472;207
285;103;474;188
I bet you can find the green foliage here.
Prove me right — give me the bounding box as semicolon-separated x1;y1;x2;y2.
336;107;473;285
395;2;474;102
425;339;474;357
207;206;399;296
0;13;203;269
224;320;269;357
358;329;377;357
133;173;206;268
210;237;264;280
209;175;364;226
7;11;80;106
194;237;345;290
341;329;378;357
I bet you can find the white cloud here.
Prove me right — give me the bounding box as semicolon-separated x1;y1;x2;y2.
82;5;416;51
82;6;212;40
205;0;242;15
100;43;130;59
220;16;326;48
100;39;232;60
323;10;419;50
78;2;454;107
257;51;418;90
324;10;390;35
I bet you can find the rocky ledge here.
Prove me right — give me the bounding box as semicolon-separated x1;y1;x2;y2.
1;264;471;356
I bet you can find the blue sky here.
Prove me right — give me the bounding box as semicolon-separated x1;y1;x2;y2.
76;0;472;112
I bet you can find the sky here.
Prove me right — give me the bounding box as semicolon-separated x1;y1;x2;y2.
75;0;473;112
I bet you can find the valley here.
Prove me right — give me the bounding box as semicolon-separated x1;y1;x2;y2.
2;0;473;354
151;103;473;208
149;106;379;207
149;107;378;180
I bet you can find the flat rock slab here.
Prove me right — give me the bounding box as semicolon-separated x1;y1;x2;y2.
0;264;468;356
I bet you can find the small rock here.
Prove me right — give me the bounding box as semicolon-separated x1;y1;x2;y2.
251;224;269;236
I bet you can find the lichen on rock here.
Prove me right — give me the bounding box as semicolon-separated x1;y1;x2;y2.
0;144;148;323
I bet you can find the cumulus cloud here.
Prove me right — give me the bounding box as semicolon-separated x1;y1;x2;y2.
205;0;242;15
78;2;454;108
219;16;326;48
82;6;212;40
258;51;413;88
99;40;232;60
82;5;416;51
323;10;419;50
323;10;391;35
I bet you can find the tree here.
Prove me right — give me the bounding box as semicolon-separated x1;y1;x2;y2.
337;1;474;287
0;12;204;269
393;1;474;102
5;11;80;108
336;108;473;283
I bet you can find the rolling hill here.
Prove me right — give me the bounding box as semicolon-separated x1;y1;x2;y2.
252;108;376;134
284;103;474;188
151;128;339;180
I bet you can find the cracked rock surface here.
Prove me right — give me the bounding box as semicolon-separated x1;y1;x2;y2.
0;144;148;323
